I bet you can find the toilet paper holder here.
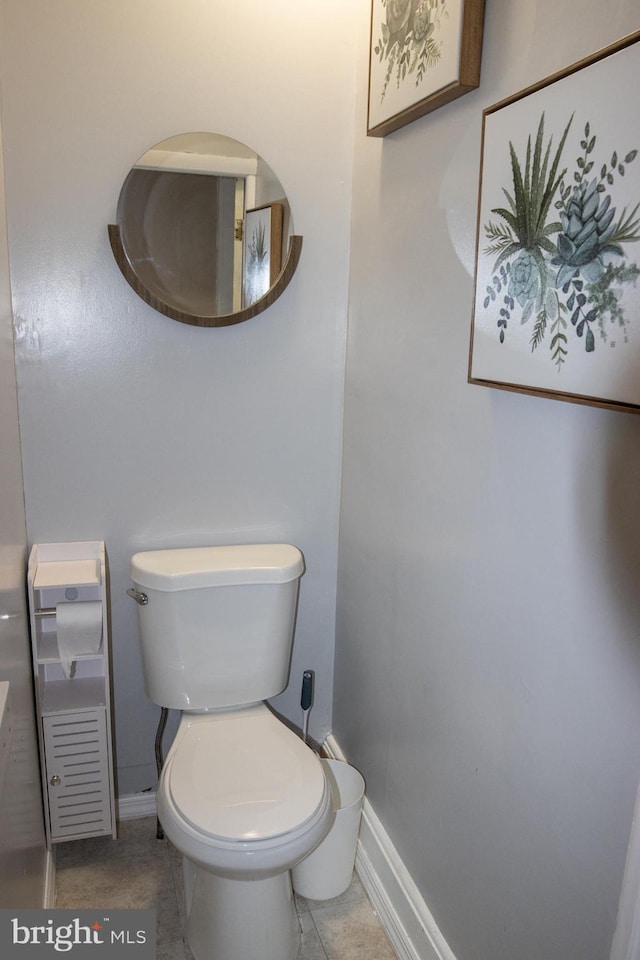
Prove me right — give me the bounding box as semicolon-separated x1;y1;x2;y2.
27;541;117;845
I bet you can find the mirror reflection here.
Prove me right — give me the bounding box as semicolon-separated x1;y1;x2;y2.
111;133;300;326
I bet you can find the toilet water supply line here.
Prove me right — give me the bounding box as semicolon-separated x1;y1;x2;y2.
155;707;168;840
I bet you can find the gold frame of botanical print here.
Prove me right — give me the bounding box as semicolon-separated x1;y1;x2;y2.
469;31;640;414
367;0;485;138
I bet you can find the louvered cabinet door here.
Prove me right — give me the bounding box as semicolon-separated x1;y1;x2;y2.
42;709;113;841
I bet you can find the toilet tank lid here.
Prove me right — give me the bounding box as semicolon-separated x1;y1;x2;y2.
130;544;304;591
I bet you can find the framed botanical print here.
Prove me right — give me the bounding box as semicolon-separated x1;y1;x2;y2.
242;202;284;308
469;32;640;413
367;0;485;137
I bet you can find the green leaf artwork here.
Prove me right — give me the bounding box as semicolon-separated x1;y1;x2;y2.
244;221;269;307
483;113;640;369
373;0;450;101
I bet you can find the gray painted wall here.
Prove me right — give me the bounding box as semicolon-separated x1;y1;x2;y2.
335;3;640;960
0;0;355;795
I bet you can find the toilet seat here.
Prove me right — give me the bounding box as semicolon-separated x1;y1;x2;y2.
164;705;328;844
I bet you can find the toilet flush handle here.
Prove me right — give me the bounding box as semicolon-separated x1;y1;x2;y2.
126;587;148;606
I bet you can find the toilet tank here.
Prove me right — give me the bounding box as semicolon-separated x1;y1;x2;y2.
130;544;304;710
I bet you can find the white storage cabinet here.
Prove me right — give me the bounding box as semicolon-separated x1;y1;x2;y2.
28;541;116;845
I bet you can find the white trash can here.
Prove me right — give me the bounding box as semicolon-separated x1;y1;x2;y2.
292;759;365;900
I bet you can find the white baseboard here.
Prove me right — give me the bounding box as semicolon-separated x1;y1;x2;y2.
323;735;456;960
43;849;56;908
117;791;157;821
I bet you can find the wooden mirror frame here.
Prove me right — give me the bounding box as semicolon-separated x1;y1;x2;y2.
108;224;303;328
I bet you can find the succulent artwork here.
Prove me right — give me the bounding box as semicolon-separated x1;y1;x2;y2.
244;221;269;307
482;113;640;368
248;221;267;270
373;0;449;101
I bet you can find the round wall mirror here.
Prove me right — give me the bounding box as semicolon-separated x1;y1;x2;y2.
108;132;302;327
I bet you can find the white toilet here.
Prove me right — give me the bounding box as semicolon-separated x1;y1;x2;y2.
129;543;333;960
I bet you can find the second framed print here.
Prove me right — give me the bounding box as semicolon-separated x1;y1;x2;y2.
367;0;485;137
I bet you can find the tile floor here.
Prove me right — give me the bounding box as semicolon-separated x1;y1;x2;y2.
55;817;397;960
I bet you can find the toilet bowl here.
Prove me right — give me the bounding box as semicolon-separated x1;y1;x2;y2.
128;543;332;960
157;705;333;960
157;705;333;881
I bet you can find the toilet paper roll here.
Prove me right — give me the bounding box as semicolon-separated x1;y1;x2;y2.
56;601;103;679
